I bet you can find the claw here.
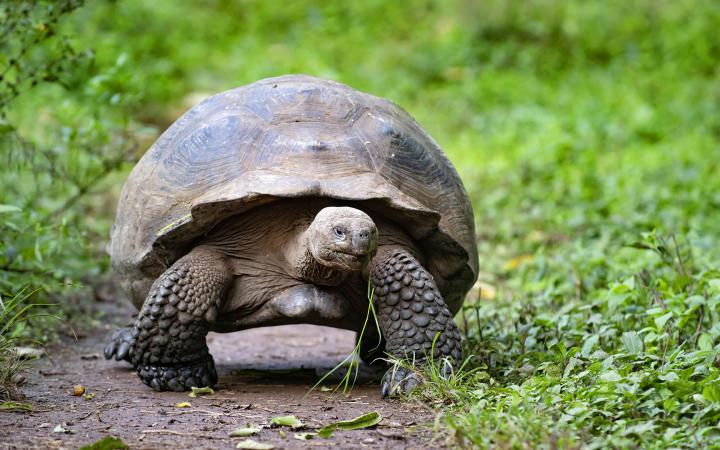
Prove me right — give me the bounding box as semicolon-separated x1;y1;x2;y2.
103;343;115;360
380;365;423;398
104;326;135;363
116;342;130;361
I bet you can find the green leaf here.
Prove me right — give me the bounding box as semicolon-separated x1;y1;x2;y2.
581;335;599;357
621;331;643;354
702;384;720;403
654;312;673;330
229;427;262;437
0;204;21;214
188;386;214;398
598;370;622;383
235;440;274;450
698;333;714;351
270;415;303;428
317;411;382;438
79;436;129;450
708;279;720;295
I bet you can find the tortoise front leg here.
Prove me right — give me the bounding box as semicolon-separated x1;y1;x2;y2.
369;248;462;397
107;247;233;391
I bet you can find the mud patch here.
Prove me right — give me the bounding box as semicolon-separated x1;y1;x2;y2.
0;308;439;449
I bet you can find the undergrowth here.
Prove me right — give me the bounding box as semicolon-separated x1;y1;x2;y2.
0;288;50;400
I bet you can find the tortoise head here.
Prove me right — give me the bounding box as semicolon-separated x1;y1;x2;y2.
307;206;378;272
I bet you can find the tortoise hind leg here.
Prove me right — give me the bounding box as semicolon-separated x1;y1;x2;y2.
369;248;462;397
114;247;233;391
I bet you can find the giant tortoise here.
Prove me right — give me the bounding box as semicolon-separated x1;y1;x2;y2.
104;75;477;397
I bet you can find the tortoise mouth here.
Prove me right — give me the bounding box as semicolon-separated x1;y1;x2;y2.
318;249;369;271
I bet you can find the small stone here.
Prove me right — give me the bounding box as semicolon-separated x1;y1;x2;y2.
161;279;173;289
394;272;404;280
425;306;437;316
406;328;416;337
168;294;181;305
422;291;435;302
401;310;412;320
390;281;402;292
158;286;171;297
406;263;417;271
411;302;423;313
168;273;179;282
177;301;187;311
390;310;400;321
172;284;181;293
411;279;425;288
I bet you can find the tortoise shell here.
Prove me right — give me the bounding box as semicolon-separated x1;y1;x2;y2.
109;75;477;313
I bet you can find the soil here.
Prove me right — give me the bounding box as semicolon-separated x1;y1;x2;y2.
0;302;441;449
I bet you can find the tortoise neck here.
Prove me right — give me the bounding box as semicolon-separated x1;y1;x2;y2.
291;232;349;286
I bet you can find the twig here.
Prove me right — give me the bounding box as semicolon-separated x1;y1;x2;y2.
140;430;220;439
671;235;689;281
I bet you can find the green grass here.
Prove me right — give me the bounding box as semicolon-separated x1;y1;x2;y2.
0;288;49;400
2;0;720;447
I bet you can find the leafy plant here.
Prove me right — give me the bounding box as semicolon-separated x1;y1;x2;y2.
0;0;134;329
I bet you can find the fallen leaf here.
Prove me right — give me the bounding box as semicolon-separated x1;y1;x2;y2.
13;346;45;359
175;402;191;408
80;353;100;360
53;424;74;434
294;432;317;440
228;427;262;437
73;385;86;396
84;392;96;400
235;439;274;449
318;411;382;438
270;415;303;428
78;436;129;450
278;430;286;438
188;386;215;398
0;401;32;412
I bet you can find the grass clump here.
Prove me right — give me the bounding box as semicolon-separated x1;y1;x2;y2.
0;288;48;400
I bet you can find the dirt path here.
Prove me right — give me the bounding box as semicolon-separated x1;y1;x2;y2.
0;305;439;449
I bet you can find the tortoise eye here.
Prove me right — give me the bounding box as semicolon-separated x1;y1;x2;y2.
333;226;345;238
